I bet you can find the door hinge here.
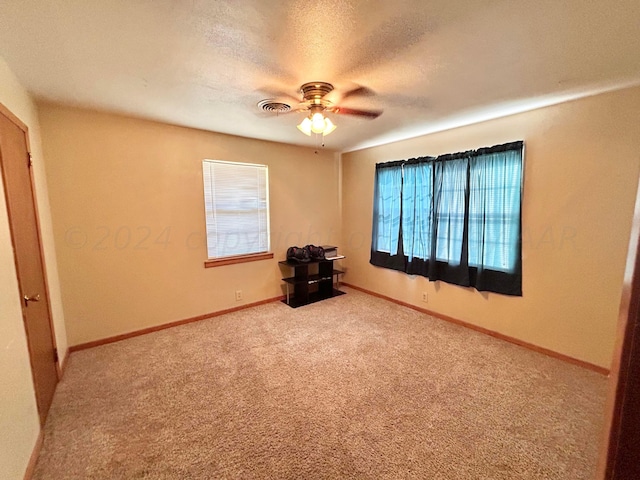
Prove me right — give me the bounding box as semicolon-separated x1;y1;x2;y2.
27;152;33;168
53;348;59;363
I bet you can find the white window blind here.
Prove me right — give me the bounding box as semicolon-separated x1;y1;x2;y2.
202;160;270;259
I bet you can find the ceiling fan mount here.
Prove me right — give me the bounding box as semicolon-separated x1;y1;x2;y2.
299;81;334;106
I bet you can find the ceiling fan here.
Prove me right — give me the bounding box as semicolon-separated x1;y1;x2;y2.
258;81;382;137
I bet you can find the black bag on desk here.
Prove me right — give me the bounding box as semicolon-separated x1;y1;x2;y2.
286;246;311;263
305;244;325;260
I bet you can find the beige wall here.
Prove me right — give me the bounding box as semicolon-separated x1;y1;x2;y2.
34;84;640;369
0;57;68;479
342;86;640;369
39;106;341;346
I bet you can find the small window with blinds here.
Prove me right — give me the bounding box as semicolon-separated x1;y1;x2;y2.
202;160;271;263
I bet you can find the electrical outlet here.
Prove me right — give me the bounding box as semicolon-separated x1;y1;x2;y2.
235;290;242;301
422;292;428;303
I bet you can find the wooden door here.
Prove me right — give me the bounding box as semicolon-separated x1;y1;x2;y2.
0;105;58;426
597;175;640;479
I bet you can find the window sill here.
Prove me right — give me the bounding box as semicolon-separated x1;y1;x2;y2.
204;252;274;268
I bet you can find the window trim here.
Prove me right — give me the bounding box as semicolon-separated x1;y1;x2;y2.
204;252;274;268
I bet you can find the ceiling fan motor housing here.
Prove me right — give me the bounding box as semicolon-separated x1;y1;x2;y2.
300;82;334;103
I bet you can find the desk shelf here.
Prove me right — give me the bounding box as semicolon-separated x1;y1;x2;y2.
279;258;345;308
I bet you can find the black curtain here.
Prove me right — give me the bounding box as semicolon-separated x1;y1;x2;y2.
370;141;523;296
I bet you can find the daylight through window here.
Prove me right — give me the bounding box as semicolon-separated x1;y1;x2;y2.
370;141;523;296
202;160;270;259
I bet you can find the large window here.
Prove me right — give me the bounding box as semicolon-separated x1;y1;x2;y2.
202;160;270;261
371;141;523;296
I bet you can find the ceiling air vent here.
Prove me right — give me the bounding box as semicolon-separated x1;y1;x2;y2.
257;99;292;113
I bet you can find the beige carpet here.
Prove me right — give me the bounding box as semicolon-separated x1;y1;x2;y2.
34;287;607;479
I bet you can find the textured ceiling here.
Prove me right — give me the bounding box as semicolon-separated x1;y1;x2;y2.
1;0;639;152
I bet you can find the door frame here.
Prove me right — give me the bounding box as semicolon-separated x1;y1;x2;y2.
0;102;62;411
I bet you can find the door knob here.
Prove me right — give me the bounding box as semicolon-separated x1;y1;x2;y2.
23;294;40;307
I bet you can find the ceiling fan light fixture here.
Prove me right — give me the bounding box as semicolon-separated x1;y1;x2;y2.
311;112;326;134
297;117;312;136
298;112;337;137
323;117;337;135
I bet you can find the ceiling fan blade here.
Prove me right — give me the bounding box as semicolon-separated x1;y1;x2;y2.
256;85;301;105
332;107;382;119
341;85;376;100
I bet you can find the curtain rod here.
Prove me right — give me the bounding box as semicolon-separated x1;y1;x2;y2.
375;141;524;169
